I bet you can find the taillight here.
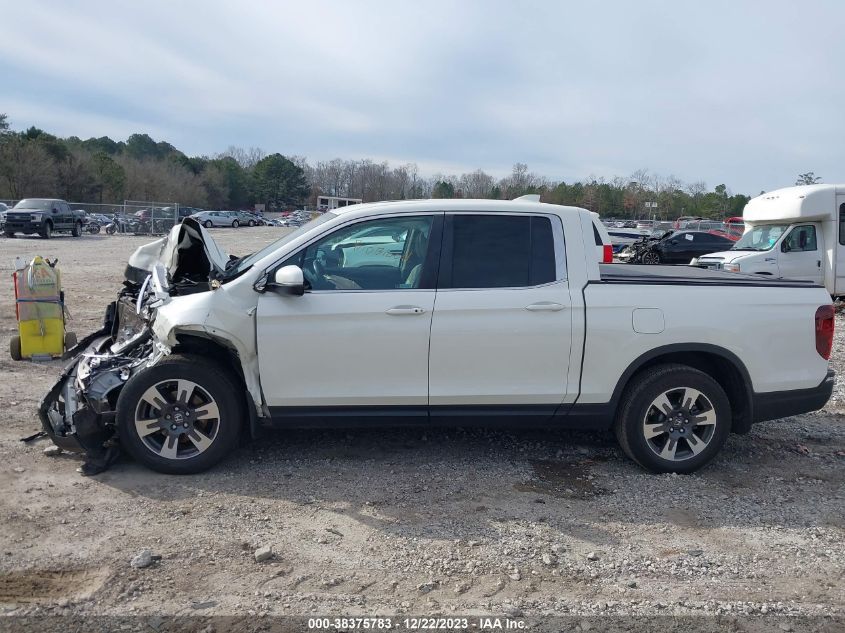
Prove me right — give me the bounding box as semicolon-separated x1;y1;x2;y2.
815;305;835;360
603;244;613;263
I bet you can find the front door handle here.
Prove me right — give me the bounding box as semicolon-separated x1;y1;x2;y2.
525;302;565;312
385;305;426;316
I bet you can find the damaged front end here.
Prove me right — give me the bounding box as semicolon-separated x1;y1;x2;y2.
38;218;230;470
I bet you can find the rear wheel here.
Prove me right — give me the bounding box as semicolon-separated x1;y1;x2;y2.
10;335;22;361
248;220;255;227
204;220;213;228
71;221;82;237
40;222;52;239
116;355;243;474
614;364;731;474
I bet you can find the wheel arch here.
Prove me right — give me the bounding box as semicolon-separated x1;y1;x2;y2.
610;343;754;434
170;331;263;438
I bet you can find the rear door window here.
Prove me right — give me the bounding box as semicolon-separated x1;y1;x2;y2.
442;214;558;289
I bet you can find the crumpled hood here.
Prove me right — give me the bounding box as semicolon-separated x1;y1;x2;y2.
125;217;230;284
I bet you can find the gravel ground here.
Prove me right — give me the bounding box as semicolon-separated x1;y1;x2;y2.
0;229;843;629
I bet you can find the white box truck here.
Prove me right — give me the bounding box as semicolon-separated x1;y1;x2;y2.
696;184;845;295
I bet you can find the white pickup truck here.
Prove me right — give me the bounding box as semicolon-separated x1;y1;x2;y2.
40;199;835;475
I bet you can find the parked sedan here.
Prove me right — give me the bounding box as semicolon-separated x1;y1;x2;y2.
640;231;735;264
191;211;239;228
229;210;262;227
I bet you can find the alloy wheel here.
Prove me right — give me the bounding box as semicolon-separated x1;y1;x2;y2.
642;387;717;461
133;379;221;460
642;251;660;264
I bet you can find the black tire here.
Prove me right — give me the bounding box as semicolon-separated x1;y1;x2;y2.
248;220;255;227
64;331;77;351
106;224;116;235
232;220;240;228
40;222;52;239
71;221;82;237
614;363;731;474
4;232;13;238
116;354;243;474
641;250;660;264
10;335;22;361
204;220;213;228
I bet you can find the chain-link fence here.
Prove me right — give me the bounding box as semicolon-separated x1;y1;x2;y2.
1;199;182;235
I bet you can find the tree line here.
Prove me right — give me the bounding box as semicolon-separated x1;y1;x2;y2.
1;113;811;219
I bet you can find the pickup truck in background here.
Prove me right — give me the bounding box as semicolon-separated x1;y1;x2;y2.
4;198;87;238
40;199;835;475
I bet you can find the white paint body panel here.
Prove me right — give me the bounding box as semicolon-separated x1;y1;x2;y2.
428;282;572;405
256;290;435;406
578;283;830;402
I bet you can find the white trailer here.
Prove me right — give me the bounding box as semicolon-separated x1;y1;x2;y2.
696;184;845;296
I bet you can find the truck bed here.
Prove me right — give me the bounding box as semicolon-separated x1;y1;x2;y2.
598;264;819;288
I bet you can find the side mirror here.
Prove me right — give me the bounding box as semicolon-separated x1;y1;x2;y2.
272;265;305;296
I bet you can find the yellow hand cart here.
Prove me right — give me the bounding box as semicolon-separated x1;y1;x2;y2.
10;256;76;361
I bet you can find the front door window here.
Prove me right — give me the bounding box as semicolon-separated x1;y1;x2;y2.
287;216;435;291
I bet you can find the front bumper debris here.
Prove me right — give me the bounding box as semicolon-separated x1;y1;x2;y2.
38;300;167;471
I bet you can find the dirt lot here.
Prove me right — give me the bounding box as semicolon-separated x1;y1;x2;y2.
0;229;843;629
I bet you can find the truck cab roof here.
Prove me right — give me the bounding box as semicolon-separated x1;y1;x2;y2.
327;198;589;219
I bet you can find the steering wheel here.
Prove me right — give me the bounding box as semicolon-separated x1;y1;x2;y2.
311;255;325;278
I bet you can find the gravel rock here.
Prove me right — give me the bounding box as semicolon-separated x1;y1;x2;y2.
254;546;273;563
586;552;599;561
130;549;154;569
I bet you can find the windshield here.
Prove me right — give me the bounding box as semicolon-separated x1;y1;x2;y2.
13;199;54;211
731;224;788;251
222;212;337;278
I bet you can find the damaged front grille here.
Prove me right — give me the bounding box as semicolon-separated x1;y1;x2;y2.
38;283;166;463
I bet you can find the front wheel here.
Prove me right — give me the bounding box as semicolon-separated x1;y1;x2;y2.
204;220;213;228
232;220;240;228
40;223;52;239
71;221;82;237
614;363;731;474
116;355;243;474
641;250;660;264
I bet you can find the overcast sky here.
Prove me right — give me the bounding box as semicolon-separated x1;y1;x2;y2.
2;0;843;193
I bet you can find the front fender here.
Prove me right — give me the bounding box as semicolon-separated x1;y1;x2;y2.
151;290;264;415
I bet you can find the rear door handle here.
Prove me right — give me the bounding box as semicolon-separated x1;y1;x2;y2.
525;302;565;312
385;306;426;315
